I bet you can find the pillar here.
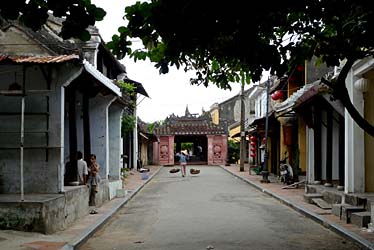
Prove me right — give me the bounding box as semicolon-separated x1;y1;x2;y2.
345;73;366;193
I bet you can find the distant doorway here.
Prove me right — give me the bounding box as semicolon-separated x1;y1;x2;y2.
174;135;208;165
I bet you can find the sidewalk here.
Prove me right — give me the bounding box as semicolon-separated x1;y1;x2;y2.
221;164;374;250
0;165;162;250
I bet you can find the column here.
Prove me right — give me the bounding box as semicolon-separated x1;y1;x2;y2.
345;74;366;193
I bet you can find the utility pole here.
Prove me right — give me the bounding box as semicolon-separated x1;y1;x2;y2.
261;78;270;183
239;81;245;172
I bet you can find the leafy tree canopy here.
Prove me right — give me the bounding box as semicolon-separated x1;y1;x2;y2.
110;0;373;88
111;0;374;135
0;0;106;41
1;0;373;135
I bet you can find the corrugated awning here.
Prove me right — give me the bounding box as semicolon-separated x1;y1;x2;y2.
83;60;122;96
248;111;275;127
0;55;122;97
121;78;149;97
139;132;149;140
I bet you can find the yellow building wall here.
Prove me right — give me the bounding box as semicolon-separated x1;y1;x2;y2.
140;143;148;166
211;109;219;125
229;125;241;139
279;125;287;160
364;70;374;191
298;117;307;173
268;137;272;172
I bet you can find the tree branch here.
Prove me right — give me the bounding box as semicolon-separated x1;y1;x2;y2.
333;58;374;137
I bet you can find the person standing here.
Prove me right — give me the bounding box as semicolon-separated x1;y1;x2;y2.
177;151;188;177
197;145;203;160
260;144;265;174
77;151;88;185
87;154;101;208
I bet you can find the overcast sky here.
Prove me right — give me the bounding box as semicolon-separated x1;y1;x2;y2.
91;0;243;123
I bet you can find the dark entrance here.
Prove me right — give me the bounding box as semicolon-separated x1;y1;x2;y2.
174;135;208;165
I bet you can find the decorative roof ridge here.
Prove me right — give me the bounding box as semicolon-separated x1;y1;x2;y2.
274;81;330;113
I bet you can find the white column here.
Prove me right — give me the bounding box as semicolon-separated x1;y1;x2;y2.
306;127;315;183
109;104;123;180
59;86;65;192
105;97;117;178
90;95;116;179
60;66;83;192
345;72;365;193
133;97;138;169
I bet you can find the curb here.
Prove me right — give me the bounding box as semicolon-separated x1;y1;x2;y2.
220;166;374;250
67;166;163;250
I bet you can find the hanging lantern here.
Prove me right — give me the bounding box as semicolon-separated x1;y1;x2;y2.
296;65;305;71
250;136;256;141
271;90;283;101
250;147;256;152
250;141;256;146
250;153;256;158
275;90;283;99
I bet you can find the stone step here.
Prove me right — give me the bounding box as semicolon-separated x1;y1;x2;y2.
332;203;367;223
345;194;367;207
342;206;366;223
351;211;371;228
116;189;126;198
303;193;323;204
311;198;332;209
332;204;343;217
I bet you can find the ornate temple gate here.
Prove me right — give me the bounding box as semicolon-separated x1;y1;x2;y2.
153;109;227;166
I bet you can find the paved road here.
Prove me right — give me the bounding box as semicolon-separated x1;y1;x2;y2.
79;166;360;250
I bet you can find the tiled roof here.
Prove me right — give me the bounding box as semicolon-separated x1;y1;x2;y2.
155;119;226;136
273;81;329;116
0;55;80;64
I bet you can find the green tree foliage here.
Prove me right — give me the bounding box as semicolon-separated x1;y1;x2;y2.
115;0;373;136
0;0;106;41
121;114;136;136
3;1;373;135
147;120;164;133
227;140;240;164
118;81;136;96
181;142;193;152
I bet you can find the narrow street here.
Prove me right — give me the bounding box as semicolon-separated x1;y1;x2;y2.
79;166;360;250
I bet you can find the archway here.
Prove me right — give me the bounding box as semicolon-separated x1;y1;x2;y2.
174;135;208;164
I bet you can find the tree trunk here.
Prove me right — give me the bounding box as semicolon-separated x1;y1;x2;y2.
322;58;374;137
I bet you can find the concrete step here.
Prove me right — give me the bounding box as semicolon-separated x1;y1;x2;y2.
311;198;332;209
332;204;343;217
345;193;367;207
332;204;366;223
351;211;371;228
306;185;343;204
303;193;323;204
342;206;366;223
